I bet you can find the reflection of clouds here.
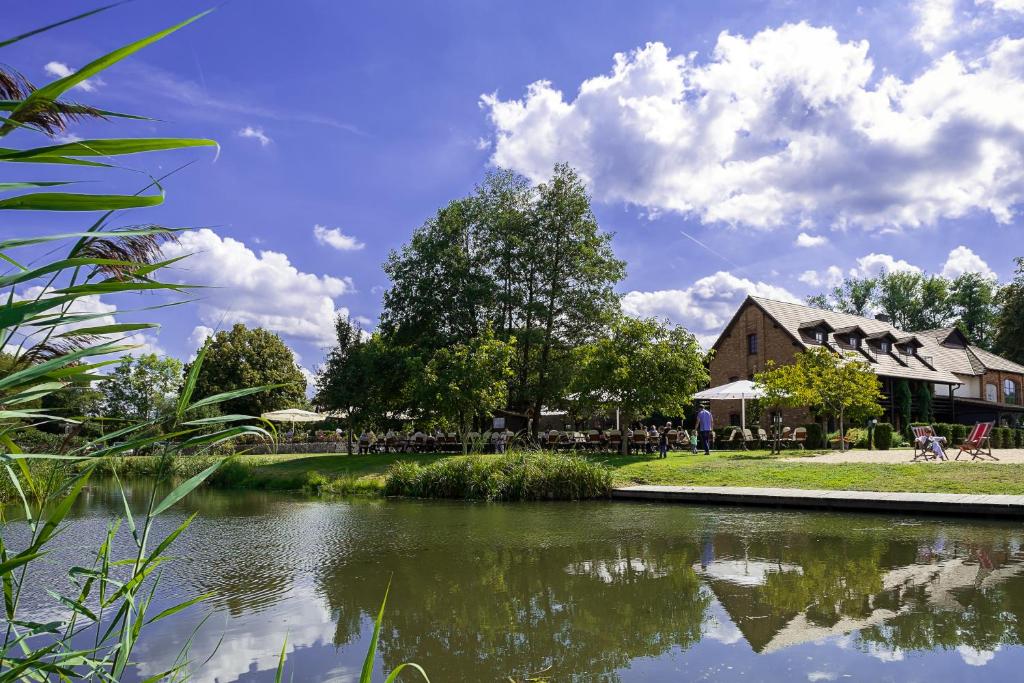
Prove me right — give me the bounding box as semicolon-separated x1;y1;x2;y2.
564;557;669;583
957;645;999;667
131;580;337;682
866;642;904;662
807;672;837;682
702;602;744;646
695;559;802;587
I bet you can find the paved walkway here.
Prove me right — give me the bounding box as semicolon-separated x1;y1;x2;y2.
782;448;1024;464
611;484;1024;517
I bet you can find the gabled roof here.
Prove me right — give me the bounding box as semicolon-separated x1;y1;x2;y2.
833;324;866;336
865;330;898;342
797;318;834;331
733;297;962;384
969;345;1024;375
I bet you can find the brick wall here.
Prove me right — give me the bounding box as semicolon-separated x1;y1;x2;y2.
982;370;1024;405
708;301;812;428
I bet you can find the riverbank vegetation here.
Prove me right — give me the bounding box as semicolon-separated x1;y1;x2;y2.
73;448;1024;498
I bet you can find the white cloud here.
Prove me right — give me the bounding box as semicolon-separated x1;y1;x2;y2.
162;229;352;345
313;225;365;251
798;265;844;288
189;325;214;349
913;0;959;52
851;253;923;278
957;644;999;666
978;0;1024;13
237;126;272;147
483;24;1024;230
621;270;800;346
941;244;996;278
13;286;162;357
807;673;837;683
43;61;101;92
795;232;829;248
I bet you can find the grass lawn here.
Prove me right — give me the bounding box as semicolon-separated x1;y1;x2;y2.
89;448;1024;496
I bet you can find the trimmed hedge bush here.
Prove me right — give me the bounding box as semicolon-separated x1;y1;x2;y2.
875;423;893;450
384;452;613;501
991;428;1004;449
802;423;825;449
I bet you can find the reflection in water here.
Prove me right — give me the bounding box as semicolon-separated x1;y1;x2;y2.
8;482;1024;681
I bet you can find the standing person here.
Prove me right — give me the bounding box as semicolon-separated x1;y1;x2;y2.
659;422;672;459
695;404;714;455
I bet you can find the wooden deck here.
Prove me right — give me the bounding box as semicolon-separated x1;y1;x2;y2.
612;485;1024;518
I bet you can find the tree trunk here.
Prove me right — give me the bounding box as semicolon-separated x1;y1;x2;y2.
838;407;845;451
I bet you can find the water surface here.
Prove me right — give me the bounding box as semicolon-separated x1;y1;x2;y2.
11;481;1024;681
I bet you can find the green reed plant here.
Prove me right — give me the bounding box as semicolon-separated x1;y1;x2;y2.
0;6;289;681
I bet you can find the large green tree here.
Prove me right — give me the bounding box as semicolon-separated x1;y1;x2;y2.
380;165;624;431
187;324;306;417
949;272;999;350
995;257;1024;364
572;316;708;454
757;346;883;450
807;277;877;316
410;326;515;453
101;354;183;423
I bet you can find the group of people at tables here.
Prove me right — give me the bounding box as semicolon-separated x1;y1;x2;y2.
354;429;512;454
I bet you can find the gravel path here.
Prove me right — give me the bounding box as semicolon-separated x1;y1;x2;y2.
782;448;1024;464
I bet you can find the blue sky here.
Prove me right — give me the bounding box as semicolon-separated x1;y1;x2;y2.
4;0;1024;383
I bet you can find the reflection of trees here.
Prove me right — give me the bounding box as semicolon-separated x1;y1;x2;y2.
319;539;709;681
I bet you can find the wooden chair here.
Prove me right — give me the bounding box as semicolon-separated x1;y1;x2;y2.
607;430;622;451
955;422;996;461
741;428;759;448
630;431;647;455
546;431;560;450
911;425;936;461
791;427;807;449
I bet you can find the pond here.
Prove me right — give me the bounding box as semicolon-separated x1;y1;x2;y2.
11;480;1024;682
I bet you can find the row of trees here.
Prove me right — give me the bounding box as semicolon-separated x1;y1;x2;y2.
34;324;307;433
315;166;710;453
808;259;1024;358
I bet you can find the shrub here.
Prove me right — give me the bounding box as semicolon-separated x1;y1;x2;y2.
991;428;1004;449
952;424;968;444
996;427;1014;449
845;427;870;449
1017;429;1024;448
933;423;954;443
802;423;825;449
384;452;613;501
874;423;893;450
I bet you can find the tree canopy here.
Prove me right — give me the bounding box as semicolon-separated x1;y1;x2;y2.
379;165;625;432
101;353;183;423
995;257;1024;365
186;324;306;417
573;316;708;453
757;346;883;448
808;269;1001;349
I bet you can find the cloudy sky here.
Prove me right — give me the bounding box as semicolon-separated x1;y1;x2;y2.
4;0;1024;378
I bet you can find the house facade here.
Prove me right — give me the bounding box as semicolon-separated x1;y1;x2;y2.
708;296;1024;429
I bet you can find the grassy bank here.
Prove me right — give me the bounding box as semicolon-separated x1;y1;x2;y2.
73;448;1024;498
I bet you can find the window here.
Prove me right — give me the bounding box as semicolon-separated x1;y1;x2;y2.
850;335;861;348
747;333;758;355
880;341;890;353
1005;379;1020;405
814;330;825;343
986;383;998;402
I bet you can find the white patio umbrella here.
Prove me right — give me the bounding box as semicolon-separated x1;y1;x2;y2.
260;408;326;426
692;380;766;434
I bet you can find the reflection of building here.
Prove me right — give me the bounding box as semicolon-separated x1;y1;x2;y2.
695;548;1024;654
709;296;1024;427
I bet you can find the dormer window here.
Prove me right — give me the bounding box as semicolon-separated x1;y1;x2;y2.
850;335;860;348
880;341;890;353
814;330;825;343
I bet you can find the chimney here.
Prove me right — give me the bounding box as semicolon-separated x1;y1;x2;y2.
875;313;891;323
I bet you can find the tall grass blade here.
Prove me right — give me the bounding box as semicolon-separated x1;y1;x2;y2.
0;2;125;48
0;191;164;211
274;634;288;683
360;580;391;683
177;346;205;417
151;460;226;516
3;9;215;132
0;138;217;161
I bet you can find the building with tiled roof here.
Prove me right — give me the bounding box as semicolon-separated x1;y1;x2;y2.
708;296;1024;428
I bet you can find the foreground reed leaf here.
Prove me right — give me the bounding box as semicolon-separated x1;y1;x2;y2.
0;227;179;250
0;191;164;211
177;345;206;417
0;181;75;192
187;384;288;412
151;460;226;516
3;9;215;133
360;581;390;683
0;2;124;49
0;138;217;161
275;633;288;683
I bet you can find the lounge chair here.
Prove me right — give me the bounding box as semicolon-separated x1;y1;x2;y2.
910;425;936;461
955;422;996;461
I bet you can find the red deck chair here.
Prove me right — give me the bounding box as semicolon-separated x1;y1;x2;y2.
955;422;996;461
911;425;936;461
